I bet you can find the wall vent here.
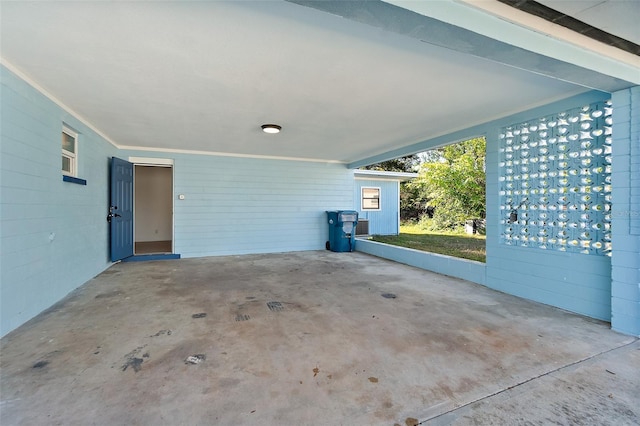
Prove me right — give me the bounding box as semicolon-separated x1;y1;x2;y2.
356;219;369;236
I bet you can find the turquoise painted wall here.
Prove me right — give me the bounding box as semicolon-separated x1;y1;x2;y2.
1;66;117;336
356;239;486;285
1;67;355;337
610;87;640;336
354;179;400;235
486;102;613;322
121;150;354;257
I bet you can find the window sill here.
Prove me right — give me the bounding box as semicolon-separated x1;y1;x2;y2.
63;175;87;185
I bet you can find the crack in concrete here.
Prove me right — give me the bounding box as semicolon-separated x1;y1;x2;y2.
422;337;640;424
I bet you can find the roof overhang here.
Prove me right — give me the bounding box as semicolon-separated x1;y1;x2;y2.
1;1;637;166
354;170;418;182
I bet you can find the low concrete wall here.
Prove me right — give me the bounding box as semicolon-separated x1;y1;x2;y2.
355;238;486;285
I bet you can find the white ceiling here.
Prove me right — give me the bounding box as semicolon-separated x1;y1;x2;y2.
1;1;637;165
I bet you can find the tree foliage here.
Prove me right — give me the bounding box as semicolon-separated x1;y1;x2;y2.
361;154;422;220
408;137;486;230
359;140;486;229
361;155;419;173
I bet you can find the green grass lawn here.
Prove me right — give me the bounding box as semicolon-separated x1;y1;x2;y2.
370;224;486;262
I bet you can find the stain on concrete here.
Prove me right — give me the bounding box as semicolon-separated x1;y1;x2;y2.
150;274;169;280
405;417;419;426
368;376;378;383
437;381;456;401
313;367;319;377
121;345;148;372
122;357;144;372
2;252;636;426
32;360;49;369
94;290;123;299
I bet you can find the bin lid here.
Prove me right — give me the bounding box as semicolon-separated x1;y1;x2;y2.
338;212;358;222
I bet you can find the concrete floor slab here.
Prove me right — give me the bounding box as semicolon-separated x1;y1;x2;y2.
1;251;638;425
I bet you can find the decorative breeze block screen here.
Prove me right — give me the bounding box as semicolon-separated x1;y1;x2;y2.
499;100;612;256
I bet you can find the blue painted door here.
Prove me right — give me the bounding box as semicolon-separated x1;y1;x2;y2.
109;157;134;261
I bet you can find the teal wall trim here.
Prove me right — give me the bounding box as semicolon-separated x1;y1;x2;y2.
62;175;87;185
122;254;181;262
356;238;486;286
610;86;640;336
1;65;116;337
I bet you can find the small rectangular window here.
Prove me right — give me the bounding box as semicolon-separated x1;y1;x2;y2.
362;187;381;210
62;126;77;176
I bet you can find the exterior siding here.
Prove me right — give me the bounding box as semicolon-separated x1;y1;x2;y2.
1;65;117;336
120;152;354;258
610;87;640;336
354;179;399;235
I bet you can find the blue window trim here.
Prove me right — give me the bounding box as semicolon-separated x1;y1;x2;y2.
62;175;87;185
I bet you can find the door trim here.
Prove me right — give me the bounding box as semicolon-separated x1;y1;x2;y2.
129;156;174;166
129;157;175;254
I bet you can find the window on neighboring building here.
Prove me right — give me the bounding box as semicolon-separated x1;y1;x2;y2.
62;126;77;176
362;187;381;210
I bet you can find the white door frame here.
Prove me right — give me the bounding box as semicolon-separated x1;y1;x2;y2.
129;157;175;254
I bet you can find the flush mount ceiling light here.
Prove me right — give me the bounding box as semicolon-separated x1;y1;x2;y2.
261;124;282;134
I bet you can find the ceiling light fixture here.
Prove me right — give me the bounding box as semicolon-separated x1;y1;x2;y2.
261;124;282;134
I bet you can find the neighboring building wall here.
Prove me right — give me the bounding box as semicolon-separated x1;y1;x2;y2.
121;151;354;258
1;65;117;336
611;86;640;336
486;96;613;322
354;179;399;235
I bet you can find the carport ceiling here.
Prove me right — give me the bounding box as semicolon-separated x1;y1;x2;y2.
1;1;638;164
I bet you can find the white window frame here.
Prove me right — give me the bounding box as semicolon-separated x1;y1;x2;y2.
361;186;381;211
62;126;78;177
